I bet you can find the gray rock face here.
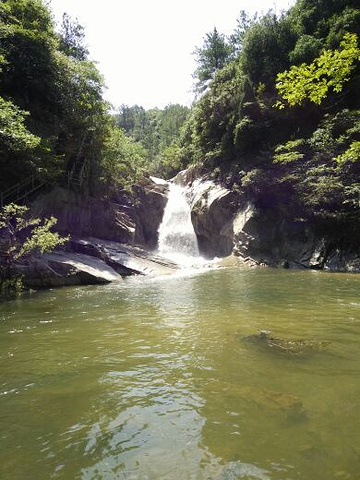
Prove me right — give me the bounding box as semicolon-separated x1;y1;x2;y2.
188;179;239;257
17;252;122;288
175;168;360;271
32;187;137;244
32;178;169;250
323;250;360;272
22;170;360;276
134;177;169;248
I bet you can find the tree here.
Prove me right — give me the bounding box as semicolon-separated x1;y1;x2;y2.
0;97;40;153
275;33;360;108
100;126;147;194
59;13;88;60
0;96;41;189
0;203;68;290
193;27;232;93
336;140;360;164
241;12;297;87
229;10;258;58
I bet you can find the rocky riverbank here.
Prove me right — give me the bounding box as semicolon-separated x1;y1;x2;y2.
9;168;360;291
15;237;178;289
9;176;175;289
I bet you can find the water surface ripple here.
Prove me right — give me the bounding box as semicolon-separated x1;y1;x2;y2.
1;268;360;479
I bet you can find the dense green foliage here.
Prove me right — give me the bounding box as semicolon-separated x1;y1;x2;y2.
0;0;105;191
0;0;166;197
0;203;68;293
181;0;360;242
115;103;189;178
100;127;147;194
1;0;360;252
275;32;360;107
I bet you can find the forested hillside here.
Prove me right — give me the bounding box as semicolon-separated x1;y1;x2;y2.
0;0;188;200
0;0;107;192
178;0;360;244
114;104;189;178
1;0;360;247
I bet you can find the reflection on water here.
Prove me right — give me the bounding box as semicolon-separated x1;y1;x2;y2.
1;268;360;479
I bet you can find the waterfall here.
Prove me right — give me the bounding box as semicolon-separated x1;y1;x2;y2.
158;183;199;264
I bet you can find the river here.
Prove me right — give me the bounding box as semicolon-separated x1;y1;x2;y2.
1;267;360;479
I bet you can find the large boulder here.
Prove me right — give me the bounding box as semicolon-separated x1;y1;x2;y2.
231;206;328;267
188;179;239;257
231;206;360;271
14;237;179;289
16;251;122;288
133;176;169;248
32;179;170;250
73;237;178;276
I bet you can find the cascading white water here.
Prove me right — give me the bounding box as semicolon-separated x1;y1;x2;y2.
158;183;199;264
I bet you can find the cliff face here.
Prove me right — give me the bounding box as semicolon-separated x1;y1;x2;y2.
175;169;360;272
32;177;168;250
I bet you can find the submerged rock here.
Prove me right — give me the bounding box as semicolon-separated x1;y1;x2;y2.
244;330;331;356
240;385;306;419
205;380;306;420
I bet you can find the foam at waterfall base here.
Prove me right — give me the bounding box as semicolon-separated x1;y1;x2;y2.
157;250;221;272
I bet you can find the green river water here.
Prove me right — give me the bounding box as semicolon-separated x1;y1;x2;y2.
1;267;360;480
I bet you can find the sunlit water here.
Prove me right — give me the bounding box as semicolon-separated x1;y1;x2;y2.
1;267;360;479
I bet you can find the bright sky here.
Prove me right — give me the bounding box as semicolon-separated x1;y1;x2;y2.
49;0;295;110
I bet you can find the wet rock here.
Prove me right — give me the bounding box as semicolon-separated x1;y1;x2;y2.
82;237;178;276
17;252;122;288
14;237;178;289
324;250;360;273
216;254;257;268
188;179;238;257
172;165;206;186
134;177;169;248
